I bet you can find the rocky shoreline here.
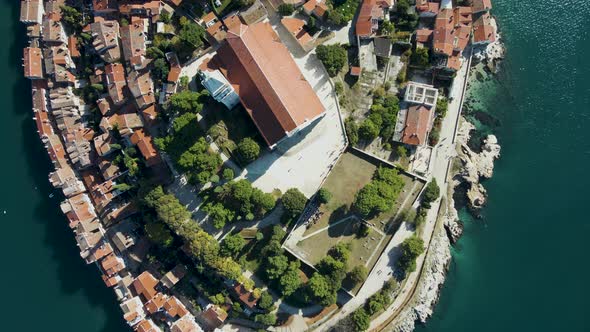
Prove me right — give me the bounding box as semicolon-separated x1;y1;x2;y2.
385;38;504;331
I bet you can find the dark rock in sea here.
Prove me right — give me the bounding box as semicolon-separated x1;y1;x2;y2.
474;110;501;128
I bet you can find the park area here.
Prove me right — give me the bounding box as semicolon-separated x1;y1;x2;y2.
284;151;425;294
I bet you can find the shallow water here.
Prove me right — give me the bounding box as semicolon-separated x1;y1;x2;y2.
418;0;590;331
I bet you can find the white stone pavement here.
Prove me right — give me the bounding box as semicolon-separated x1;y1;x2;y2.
236;5;347;198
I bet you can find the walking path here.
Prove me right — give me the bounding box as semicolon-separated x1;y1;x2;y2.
367;55;472;331
316;55;471;331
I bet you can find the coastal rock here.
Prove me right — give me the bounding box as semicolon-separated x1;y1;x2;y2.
443;198;463;244
388;226;452;332
456;120;501;210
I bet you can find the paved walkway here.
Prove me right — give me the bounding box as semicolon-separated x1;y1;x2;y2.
367;55;472;331
316;55;471;332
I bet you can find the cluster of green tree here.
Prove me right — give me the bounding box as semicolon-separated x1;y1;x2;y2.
112;145;143;177
316;44;347;77
379;20;395;37
358;88;400;142
142;186;243;279
349;279;398;331
281;188;308;218
393;0;419;32
204;179;277;228
155;108;223;185
169;90;209;114
410;47;430;68
421;179;440;209
345;117;359;146
60;5;86;33
306;242;351;306
326;0;360;25
397;235;425;273
253;226;305;300
278;3;295;16
147;16;205;61
353;167;405;218
236;138;260;164
428;98;448;145
317;188;333;204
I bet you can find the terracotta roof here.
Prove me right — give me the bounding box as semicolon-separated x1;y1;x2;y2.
141;104;158;126
134;319;159;332
90;20;121;63
416;29;433;43
206;20;226;42
100;253;125;276
163;296;189;318
121;297;145;325
303;0;317;14
128;68;156;109
34;108;52;138
355;0;379;37
350;66;361;76
433;8;472;57
121;19;147;67
89;242;114;262
223;13;243;32
166;52;182;83
20;0;43;24
105;63;127;105
145;292;167;314
60;193;98;228
171;315;201;332
198;305;226;330
93;0;118;13
471;0;492;13
281;18;313;50
119;0;160;16
202;12;217;26
401;105;434;145
94;132;115;156
132;271;159;302
99;159;121;180
23;47;43;79
130;129;161;166
68;35;81;58
211;22;325;147
313;2;328;18
232;283;258;309
473;12;496;44
43;17;66;43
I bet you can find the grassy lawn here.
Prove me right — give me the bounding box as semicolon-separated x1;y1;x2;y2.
289;151;426;294
303;153;377;236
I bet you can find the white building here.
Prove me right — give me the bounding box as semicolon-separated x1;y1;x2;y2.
198;70;240;110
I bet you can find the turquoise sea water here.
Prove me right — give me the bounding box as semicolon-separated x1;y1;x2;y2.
418;0;590;331
0;1;127;331
2;0;589;331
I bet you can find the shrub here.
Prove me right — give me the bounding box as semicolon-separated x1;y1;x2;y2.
237;138;260;164
222;168;235;181
350;308;370;331
317;188;332;204
358;119;380;141
282;188;307;217
349;265;368;286
278;3;294;16
316;44;347;77
397;235;425;273
421;179;440;209
345;117;359;146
